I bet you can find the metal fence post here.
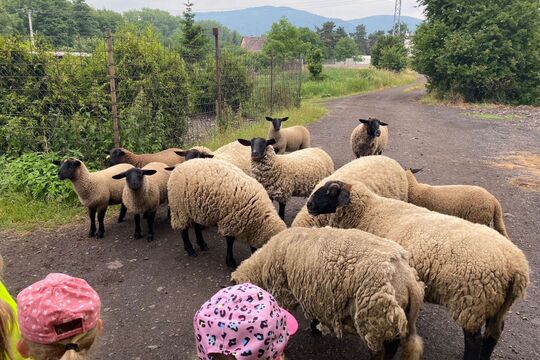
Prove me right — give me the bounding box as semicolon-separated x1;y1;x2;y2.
297;55;303;107
106;29;121;148
270;49;274;115
213;27;223;130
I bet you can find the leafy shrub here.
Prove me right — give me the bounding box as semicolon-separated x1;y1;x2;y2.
371;35;408;72
307;48;324;78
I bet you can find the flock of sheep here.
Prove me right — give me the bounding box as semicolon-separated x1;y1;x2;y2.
54;116;529;360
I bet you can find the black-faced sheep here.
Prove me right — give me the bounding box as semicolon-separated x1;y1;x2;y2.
350;118;388;158
108;147;184;167
266;116;311;154
175;141;251;175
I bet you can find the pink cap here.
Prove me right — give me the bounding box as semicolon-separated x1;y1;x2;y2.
194;283;298;360
17;273;101;344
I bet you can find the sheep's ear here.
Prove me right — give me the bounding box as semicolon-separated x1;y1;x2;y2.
165;166;175;171
175;150;188;156
74;160;81;167
379;121;388;126
338;183;352;207
142;169;157;176
112;172;127;180
265;116;273;121
52;160;62;166
202;154;214;158
237;139;251;146
281;117;289;122
104;150;111;155
410;168;423;174
359;119;369;124
266;139;277;146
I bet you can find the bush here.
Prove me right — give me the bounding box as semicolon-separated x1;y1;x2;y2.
412;0;540;104
371;35;408;72
307;48;324;78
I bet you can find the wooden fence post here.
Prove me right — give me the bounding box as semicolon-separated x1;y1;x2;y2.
106;29;120;148
270;49;274;115
213;27;223;130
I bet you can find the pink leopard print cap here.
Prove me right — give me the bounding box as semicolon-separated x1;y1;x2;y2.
194;283;298;360
17;273;101;344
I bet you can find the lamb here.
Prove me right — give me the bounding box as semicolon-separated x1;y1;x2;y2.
55;158;133;238
237;137;334;219
108;147;184;167
230;227;424;360
112;162;172;242
306;180;530;360
168;158;287;268
266;116;311;154
292;155;408;228
175;141;252;175
350;118;388;158
406;169;510;238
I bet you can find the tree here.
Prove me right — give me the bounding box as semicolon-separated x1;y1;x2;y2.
388;22;410;37
179;0;210;62
335;26;348;40
94;9;124;32
123;8;180;39
307;47;323;78
198;20;242;46
335;37;357;61
264;18;313;59
413;0;540;104
371;34;407;71
72;0;99;38
316;21;338;59
367;30;385;55
351;24;368;54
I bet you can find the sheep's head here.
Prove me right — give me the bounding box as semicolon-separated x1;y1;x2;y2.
307;181;352;215
108;148;127;166
112;168;157;191
359;118;388;137
238;137;276;160
175;149;214;161
55;158;82;181
265;116;289;131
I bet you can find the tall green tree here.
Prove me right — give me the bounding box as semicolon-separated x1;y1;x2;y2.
413;0;540;104
367;30;385;54
179;0;210;62
123;8;180;39
316;21;338;59
351;24;368;54
371;34;407;71
72;0;99;38
264;18;315;59
94;9;124;32
335;37;358;61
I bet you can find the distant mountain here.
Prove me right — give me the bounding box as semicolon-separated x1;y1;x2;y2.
195;6;423;36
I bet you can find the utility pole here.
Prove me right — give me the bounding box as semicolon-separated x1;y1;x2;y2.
392;0;402;36
27;9;35;48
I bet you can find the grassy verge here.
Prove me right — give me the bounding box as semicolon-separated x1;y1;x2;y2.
302;67;418;100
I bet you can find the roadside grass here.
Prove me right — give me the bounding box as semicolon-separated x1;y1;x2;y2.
466;112;516;121
402;82;426;93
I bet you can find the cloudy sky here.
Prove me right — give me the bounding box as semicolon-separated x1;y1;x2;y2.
86;0;425;20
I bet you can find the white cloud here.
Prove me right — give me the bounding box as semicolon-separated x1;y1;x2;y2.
86;0;425;19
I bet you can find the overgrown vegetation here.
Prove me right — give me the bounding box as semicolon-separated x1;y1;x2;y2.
371;35;408;72
413;0;540;105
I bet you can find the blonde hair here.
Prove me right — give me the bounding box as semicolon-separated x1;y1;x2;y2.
0;299;14;360
25;328;99;360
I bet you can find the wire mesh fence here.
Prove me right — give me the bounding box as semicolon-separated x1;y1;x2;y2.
0;27;302;165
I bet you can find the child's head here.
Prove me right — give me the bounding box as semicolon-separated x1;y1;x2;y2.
16;273;102;360
194;283;297;360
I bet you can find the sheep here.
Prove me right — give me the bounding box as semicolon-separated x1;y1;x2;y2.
266;116;311;154
306;180;530;360
112;162;172;242
230;227;424;360
292;155;408;228
168;158;287;268
237;137;334;219
55;158;133;238
175;141;252;175
350;117;389;158
406;169;510;238
108;147;184;167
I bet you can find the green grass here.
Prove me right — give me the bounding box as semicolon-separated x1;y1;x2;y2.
302;67;418;100
402;82;426;93
465;112;516;121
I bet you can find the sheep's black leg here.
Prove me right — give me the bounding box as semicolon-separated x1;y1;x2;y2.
88;207;97;237
145;211;155;242
383;338;400;360
480;317;504;360
181;229;196;257
278;202;286;220
463;328;482;360
167;206;171;219
97;208;107;239
133;214;142;239
225;236;237;269
250;246;257;254
310;319;322;336
118;203;127;223
194;223;208;251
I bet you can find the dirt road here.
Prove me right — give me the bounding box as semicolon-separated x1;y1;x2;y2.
1;83;539;359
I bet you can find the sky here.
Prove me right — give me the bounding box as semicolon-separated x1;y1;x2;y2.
86;0;425;20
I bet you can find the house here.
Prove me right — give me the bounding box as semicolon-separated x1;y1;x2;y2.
240;36;267;52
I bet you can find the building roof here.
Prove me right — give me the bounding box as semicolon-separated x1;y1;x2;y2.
240;36;267;52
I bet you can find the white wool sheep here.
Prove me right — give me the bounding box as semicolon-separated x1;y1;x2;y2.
350;118;389;158
168;158;286;268
56;158;133;238
405;169;510;238
266;116;311;154
231;227;424;359
238;137;334;219
108;147;184;167
112;162;172;241
292;155;408;228
306;180;529;360
175;141;252;175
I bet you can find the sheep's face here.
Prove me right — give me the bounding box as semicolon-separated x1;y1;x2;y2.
57;158;82;180
237;137;276;160
109;148;126;166
265;116;289;131
359;118;388;137
307;181;351;215
175;149;214;161
112;168;157;191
